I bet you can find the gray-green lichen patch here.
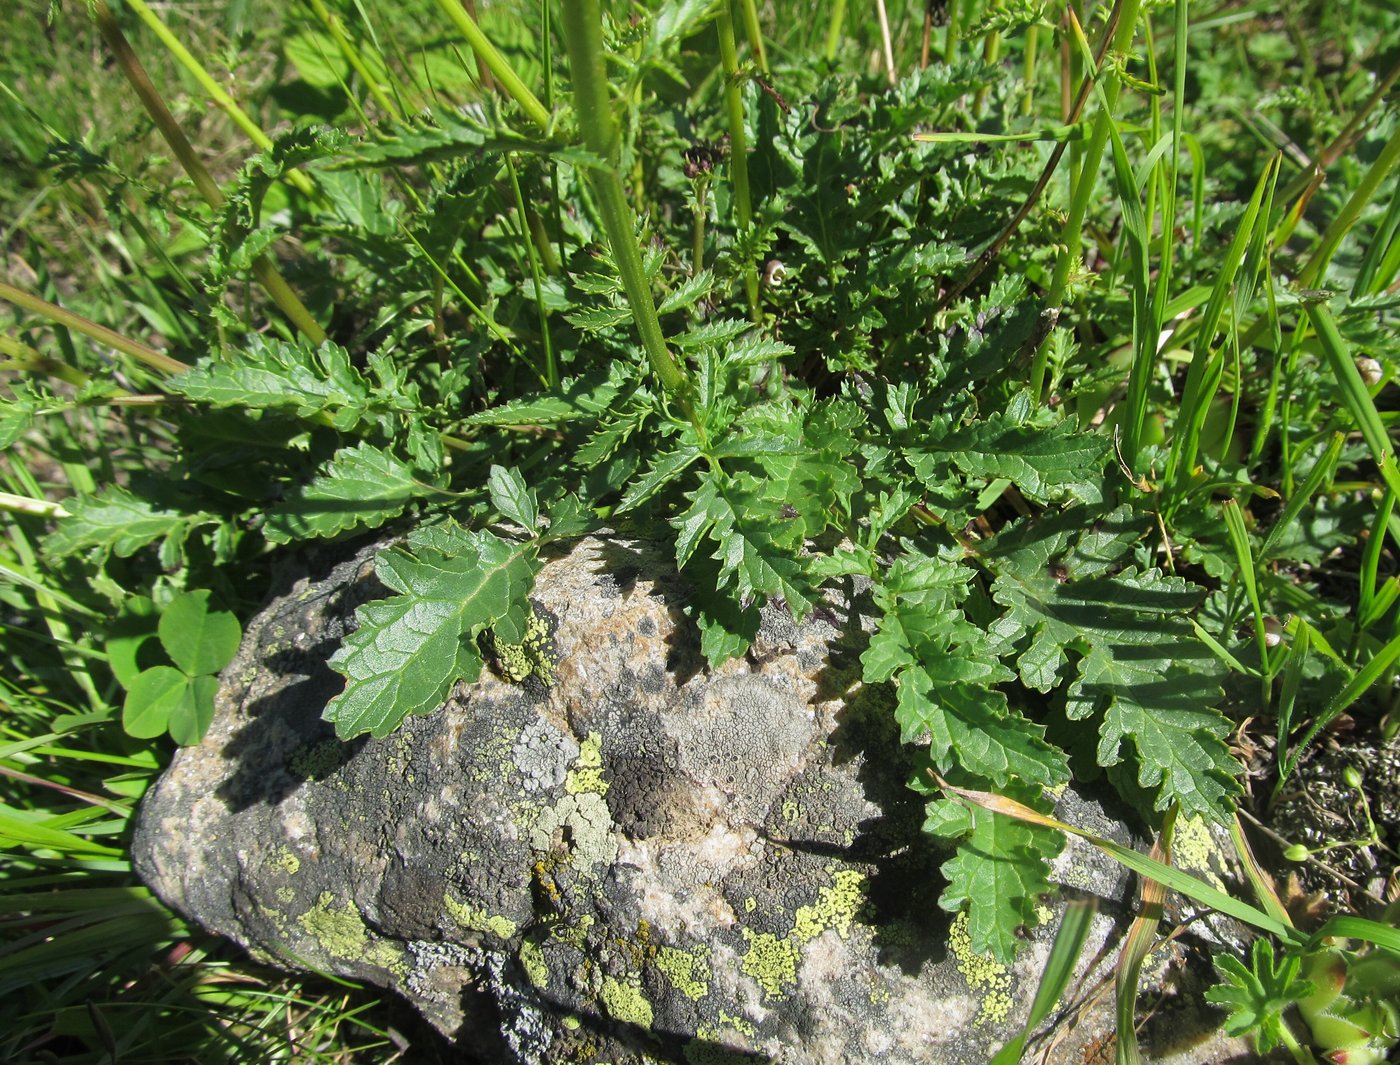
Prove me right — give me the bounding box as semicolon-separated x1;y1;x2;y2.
530;791;617;871
444;891;519;940
298;891;368;961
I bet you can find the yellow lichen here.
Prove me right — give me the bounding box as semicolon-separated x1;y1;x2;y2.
741;929;799;999
948;911;1014;1027
717;1011;756;1038
600;975;654;1027
520;938;549;989
298;892;368;961
443;891;518;940
656;945;711;1000
565;732;609;796
274;846;300;875
1172;815;1226;889
792;868;865;942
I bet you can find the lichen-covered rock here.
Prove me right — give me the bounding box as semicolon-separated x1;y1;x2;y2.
133;536;1253;1064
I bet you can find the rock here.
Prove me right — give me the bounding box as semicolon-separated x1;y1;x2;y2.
133;536;1257;1064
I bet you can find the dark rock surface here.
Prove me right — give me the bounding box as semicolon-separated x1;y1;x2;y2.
133;536;1255;1063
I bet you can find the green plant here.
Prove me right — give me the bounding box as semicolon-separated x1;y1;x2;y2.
5;0;1400;1059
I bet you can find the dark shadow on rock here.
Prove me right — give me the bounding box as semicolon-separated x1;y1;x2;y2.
594;539;706;687
213;546;384;812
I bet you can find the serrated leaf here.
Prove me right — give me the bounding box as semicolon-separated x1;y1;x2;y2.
724;333;794;367
658;269;715;315
263;443;433;544
43;486;205;560
158;590;241;677
669;317;753;349
897;669;1066;787
985;505;1241;818
487;465;538;533
930;793;1063;962
671;471;812;615
617;444;702;514
169;337;408;428
565;304;633;331
325;525;539;738
909;414;1109;505
463;369;629;427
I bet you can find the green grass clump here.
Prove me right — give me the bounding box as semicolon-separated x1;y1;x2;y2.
4;0;1400;1060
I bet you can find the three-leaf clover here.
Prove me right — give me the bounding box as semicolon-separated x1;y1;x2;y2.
108;590;241;745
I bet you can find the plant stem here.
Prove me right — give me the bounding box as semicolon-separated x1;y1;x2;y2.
824;0;847;63
117;0;316;198
1030;0;1142;400
93;2;328;346
875;0;897;85
716;4;761;321
1299;121;1400;288
0;280;187;376
304;0;401;120
432;0;551;130
738;0;769;72
559;0;691;408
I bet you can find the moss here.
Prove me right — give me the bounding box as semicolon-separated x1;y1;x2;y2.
792;868;865;942
443;891;518;940
948;911;1013;1027
600;975;654;1027
520;937;549;989
741;929;799;1000
298;891;368;961
566;731;610;796
656;944;711;1000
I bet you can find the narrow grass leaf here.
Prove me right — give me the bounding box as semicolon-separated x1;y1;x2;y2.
939;782;1302;943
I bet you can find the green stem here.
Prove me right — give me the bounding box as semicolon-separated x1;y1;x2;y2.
1030;0;1141;400
0;280;187;376
717;5;761;321
432;0;551;130
505;153;557;387
824;0;847;62
304;0;401;120
1299;121;1400;288
93;1;328;346
559;0;693;412
1021;24;1039;115
117;0;316;198
738;0;769;72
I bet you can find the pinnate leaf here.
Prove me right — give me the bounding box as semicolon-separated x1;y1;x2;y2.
263;443;436;544
43;486;211;560
985;505;1241;818
927;790;1064;962
325;524;539;738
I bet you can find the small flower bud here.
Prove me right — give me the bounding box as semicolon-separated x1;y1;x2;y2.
1284;843;1310;861
1343;766;1363;789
